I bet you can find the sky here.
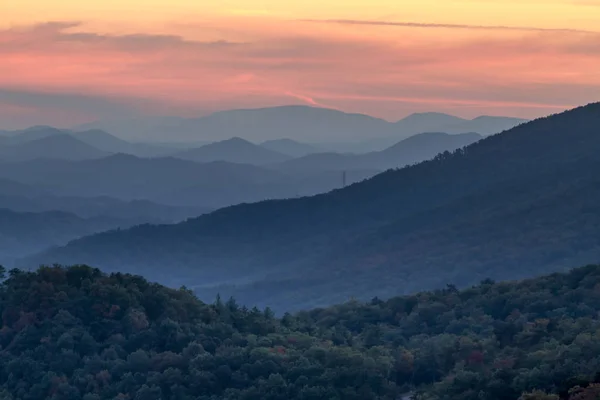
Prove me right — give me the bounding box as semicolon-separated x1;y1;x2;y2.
1;0;599;128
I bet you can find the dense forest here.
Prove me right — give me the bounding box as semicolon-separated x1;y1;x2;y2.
3;264;600;399
23;102;600;311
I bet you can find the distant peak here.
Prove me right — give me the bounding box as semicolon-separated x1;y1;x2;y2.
224;136;253;144
406;112;456;118
397;112;466;124
23;125;63;132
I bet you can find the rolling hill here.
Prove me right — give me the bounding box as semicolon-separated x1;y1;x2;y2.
0;154;285;207
0;126;176;159
276;132;482;173
0;178;48;197
0;174;209;222
23;104;591;309
260;138;321;157
73;129;172;157
0;193;210;222
174;137;291;164
0;134;108;161
0;125;65;145
0;208;150;265
0;153;371;208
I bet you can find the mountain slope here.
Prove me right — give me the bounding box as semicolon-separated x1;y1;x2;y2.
74;129;173;157
0;126;65;145
0;193;210;222
394;112;467;133
0;208;147;265
174;137;291;164
260;138;321;157
0;154;364;208
0;154;288;207
23;103;599;309
447;115;528;135
0;134;108;161
0;127;174;158
0;178;47;197
379;131;482;159
276;132;482;173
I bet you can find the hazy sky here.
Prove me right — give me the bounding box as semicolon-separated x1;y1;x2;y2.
1;0;599;128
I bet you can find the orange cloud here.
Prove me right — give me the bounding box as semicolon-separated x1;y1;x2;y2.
0;17;599;126
303;18;595;33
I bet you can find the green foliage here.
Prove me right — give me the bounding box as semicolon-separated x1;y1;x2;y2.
295;264;600;399
5;264;600;399
0;265;398;400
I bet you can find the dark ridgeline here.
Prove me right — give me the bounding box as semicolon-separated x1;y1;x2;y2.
2;263;600;399
21;102;600;310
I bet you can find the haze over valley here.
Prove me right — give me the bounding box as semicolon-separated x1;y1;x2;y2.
2;0;600;397
0;105;522;266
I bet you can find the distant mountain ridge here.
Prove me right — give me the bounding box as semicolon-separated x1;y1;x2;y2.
0;154;286;206
276;132;482;172
73;129;172;157
0;129;478;208
0;153;375;208
260;139;321;157
0;127;173;160
24;102;598;311
0;133;108;161
0;192;210;222
174;137;291;164
72;105;528;144
0;208;150;265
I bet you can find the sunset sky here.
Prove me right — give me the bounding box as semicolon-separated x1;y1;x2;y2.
1;0;599;128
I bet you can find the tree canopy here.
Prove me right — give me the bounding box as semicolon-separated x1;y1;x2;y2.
2;264;600;399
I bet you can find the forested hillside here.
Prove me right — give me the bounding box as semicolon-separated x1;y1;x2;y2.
24;103;600;310
1;265;600;399
276;132;482;173
0;265;398;400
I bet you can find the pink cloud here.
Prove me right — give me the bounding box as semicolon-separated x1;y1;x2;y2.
0;20;599;124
